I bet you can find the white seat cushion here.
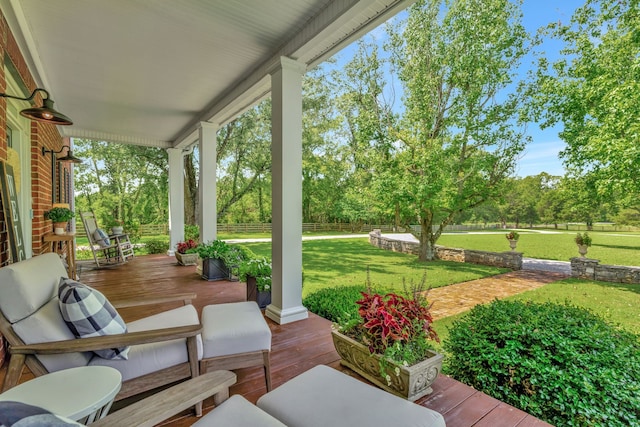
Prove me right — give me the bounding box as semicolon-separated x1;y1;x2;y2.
201;302;271;359
88;304;203;381
12;298;93;373
257;365;446;427
192;395;286;427
0;253;67;323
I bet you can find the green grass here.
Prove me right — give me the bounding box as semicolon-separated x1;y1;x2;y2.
236;238;507;297
432;278;640;353
438;230;640;266
509;278;640;335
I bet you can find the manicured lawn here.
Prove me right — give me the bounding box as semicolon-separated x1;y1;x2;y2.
509;278;640;335
432;278;640;352
438;230;640;266
236;238;508;297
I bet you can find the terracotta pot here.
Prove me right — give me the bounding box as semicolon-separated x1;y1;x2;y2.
53;221;68;234
331;330;443;401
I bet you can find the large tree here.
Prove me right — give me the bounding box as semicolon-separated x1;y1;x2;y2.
532;0;640;204
74;139;168;230
383;0;532;260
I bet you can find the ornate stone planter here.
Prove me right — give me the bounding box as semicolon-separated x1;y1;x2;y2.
508;239;518;251
175;252;198;266
331;330;443;401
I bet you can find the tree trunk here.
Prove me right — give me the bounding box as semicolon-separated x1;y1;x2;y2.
418;218;436;261
184;153;197;225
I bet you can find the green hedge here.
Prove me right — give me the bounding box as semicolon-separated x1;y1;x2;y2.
444;300;640;427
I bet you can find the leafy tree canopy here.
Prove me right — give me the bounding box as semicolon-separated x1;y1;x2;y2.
532;0;640;204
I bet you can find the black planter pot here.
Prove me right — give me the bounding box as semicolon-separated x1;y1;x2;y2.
202;257;230;281
246;276;271;309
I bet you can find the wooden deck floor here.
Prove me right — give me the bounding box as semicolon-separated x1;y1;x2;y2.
1;254;552;426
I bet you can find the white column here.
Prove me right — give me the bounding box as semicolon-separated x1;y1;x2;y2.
265;56;308;325
167;148;184;255
198;122;218;243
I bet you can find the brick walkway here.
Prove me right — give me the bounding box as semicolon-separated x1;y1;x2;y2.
429;270;569;320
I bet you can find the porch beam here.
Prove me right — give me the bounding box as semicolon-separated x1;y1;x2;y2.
167;148;185;255
198;122;218;243
266;56;308;325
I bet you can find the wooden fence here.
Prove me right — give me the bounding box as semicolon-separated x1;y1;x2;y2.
73;222;397;238
74;221;638;238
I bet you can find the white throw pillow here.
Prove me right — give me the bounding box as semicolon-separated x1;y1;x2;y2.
93;229;111;247
58;278;129;360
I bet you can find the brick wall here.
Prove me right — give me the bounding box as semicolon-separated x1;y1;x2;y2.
1;8;65;255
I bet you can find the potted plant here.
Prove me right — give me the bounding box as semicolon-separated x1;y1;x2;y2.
175;239;199;265
195;239;240;281
505;230;519;251
332;273;442;401
108;219;125;235
574;232;592;258
239;257;272;308
44;207;75;234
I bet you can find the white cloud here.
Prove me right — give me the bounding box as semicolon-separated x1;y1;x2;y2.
516;140;566;177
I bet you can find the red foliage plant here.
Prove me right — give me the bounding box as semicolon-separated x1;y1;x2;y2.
356;290;439;355
176;239;198;254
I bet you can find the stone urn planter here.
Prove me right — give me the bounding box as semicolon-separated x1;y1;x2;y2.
175;252;198;266
577;244;589;258
111;226;124;235
246;276;271;309
331;330;443;401
508;239;518;251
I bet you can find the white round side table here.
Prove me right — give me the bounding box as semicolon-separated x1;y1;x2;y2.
0;366;122;424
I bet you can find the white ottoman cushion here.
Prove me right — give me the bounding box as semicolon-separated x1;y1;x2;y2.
201;302;271;358
192;395;285;427
257;365;446;427
89;304;202;381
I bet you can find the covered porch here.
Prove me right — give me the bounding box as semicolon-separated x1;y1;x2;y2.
0;255;551;426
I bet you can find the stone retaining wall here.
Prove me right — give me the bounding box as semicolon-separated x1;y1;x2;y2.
369;230;522;270
571;257;640;284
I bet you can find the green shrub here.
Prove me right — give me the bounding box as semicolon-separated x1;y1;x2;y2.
145;239;169;254
303;285;385;324
444;300;640;427
184;224;199;241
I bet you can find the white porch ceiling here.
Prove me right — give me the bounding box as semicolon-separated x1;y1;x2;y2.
2;0;413;149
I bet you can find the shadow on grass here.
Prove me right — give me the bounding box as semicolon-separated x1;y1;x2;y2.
592;243;640;251
558;277;640;296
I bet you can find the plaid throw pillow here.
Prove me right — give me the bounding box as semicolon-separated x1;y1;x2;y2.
0;401;82;426
58;278;130;360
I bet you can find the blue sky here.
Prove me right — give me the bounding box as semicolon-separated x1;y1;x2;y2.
329;0;585;178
